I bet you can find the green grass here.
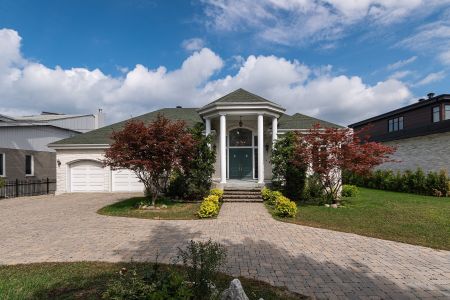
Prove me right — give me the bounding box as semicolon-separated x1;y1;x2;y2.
0;262;305;300
267;188;450;250
97;197;203;220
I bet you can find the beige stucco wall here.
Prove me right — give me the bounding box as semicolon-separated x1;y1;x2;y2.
377;132;450;174
55;148;111;194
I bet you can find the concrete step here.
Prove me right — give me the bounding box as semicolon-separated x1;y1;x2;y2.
223;198;263;202
223;194;262;199
223;191;261;196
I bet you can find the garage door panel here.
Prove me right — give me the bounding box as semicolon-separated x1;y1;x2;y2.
112;169;144;192
70;161;106;192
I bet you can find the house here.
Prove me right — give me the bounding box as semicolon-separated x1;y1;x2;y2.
349;93;450;174
48;89;342;193
0;111;104;181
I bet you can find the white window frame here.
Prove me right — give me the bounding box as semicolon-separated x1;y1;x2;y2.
25;155;34;176
0;153;5;177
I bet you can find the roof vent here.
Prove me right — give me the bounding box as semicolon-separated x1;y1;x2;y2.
427;92;435;99
176;105;182;108
418;98;425;102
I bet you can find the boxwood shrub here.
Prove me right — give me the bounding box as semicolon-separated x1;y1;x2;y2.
341;185;358;197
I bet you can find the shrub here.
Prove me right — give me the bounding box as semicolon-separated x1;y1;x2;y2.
343;168;450;197
342;185;358;197
301;174;325;203
177;240;227;300
0;177;4;189
197;195;220;218
274;195;298;218
271;132;307;200
167;123;216;201
261;187;282;206
103;263;192;299
209;188;224;201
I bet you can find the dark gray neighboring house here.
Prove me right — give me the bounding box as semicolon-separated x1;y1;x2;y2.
0;111;104;181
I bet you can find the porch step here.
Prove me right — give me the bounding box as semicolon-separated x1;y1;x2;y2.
222;188;263;202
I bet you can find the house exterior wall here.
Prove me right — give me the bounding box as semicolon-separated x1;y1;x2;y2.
47;115;96;133
54;148;110;194
0;147;56;180
0;126;78;152
377;132;450;174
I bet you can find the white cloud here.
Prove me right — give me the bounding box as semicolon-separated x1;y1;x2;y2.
414;71;446;86
181;38;205;51
201;0;449;45
386;56;417;71
398;20;450;65
0;28;413;126
389;70;413;80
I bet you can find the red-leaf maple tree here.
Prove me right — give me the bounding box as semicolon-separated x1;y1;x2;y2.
292;124;395;204
103;114;195;206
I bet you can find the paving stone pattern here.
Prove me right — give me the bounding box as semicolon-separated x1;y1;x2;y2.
0;193;449;299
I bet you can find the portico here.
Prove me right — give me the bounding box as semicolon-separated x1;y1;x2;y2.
198;89;285;185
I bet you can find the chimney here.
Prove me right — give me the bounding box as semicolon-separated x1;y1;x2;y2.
427;92;435;99
94;108;105;129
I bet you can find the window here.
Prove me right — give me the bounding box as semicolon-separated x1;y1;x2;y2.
0;153;4;177
25;155;34;176
229;128;252;146
388;117;404;132
445;104;450;120
433;106;440;123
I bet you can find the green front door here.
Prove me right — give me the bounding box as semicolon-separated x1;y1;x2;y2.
229;148;253;179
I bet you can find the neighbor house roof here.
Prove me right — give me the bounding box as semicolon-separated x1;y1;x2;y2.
199;88;285;110
50;108;202;145
278;113;343;129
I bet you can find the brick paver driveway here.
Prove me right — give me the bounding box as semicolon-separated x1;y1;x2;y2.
1;193;449;299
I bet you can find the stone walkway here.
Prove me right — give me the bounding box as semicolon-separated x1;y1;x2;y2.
1;193;449;299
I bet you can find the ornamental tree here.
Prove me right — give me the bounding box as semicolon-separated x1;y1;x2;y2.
292;124;395;204
103;114;195;206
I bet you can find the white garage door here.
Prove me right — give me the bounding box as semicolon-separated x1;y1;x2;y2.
70;161;106;192
112;169;144;192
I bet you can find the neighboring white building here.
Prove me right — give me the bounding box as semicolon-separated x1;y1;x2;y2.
49;89;342;194
0;110;104;181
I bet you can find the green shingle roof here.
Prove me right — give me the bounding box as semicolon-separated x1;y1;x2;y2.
52;106;342;146
200;88;283;108
52;108;202;145
278;113;343;129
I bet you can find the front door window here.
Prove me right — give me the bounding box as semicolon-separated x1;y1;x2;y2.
228;128;254;179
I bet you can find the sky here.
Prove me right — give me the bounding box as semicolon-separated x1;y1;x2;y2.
0;0;449;126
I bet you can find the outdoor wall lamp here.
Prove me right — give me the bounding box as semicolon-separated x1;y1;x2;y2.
265;144;269;152
57;159;61;167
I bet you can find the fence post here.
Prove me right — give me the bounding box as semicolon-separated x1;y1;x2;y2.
47;177;49;194
15;179;19;197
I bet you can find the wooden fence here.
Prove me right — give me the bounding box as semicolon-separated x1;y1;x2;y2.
0;178;56;199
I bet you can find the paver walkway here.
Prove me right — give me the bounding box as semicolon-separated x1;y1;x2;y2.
1;193;449;299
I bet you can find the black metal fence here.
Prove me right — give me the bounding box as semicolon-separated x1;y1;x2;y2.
0;178;56;199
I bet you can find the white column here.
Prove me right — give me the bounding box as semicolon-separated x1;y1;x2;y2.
205;118;211;136
257;114;264;183
220;114;227;183
272;117;278;145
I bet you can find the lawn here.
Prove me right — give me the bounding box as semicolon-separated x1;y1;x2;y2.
267;188;450;250
0;262;305;300
97;196;203;220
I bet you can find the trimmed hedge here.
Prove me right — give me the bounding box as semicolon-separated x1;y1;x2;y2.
209;188;224;201
344;169;450;197
197;192;221;218
342;185;358;197
262;187;298;218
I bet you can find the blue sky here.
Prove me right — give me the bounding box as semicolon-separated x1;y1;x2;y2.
0;0;449;125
